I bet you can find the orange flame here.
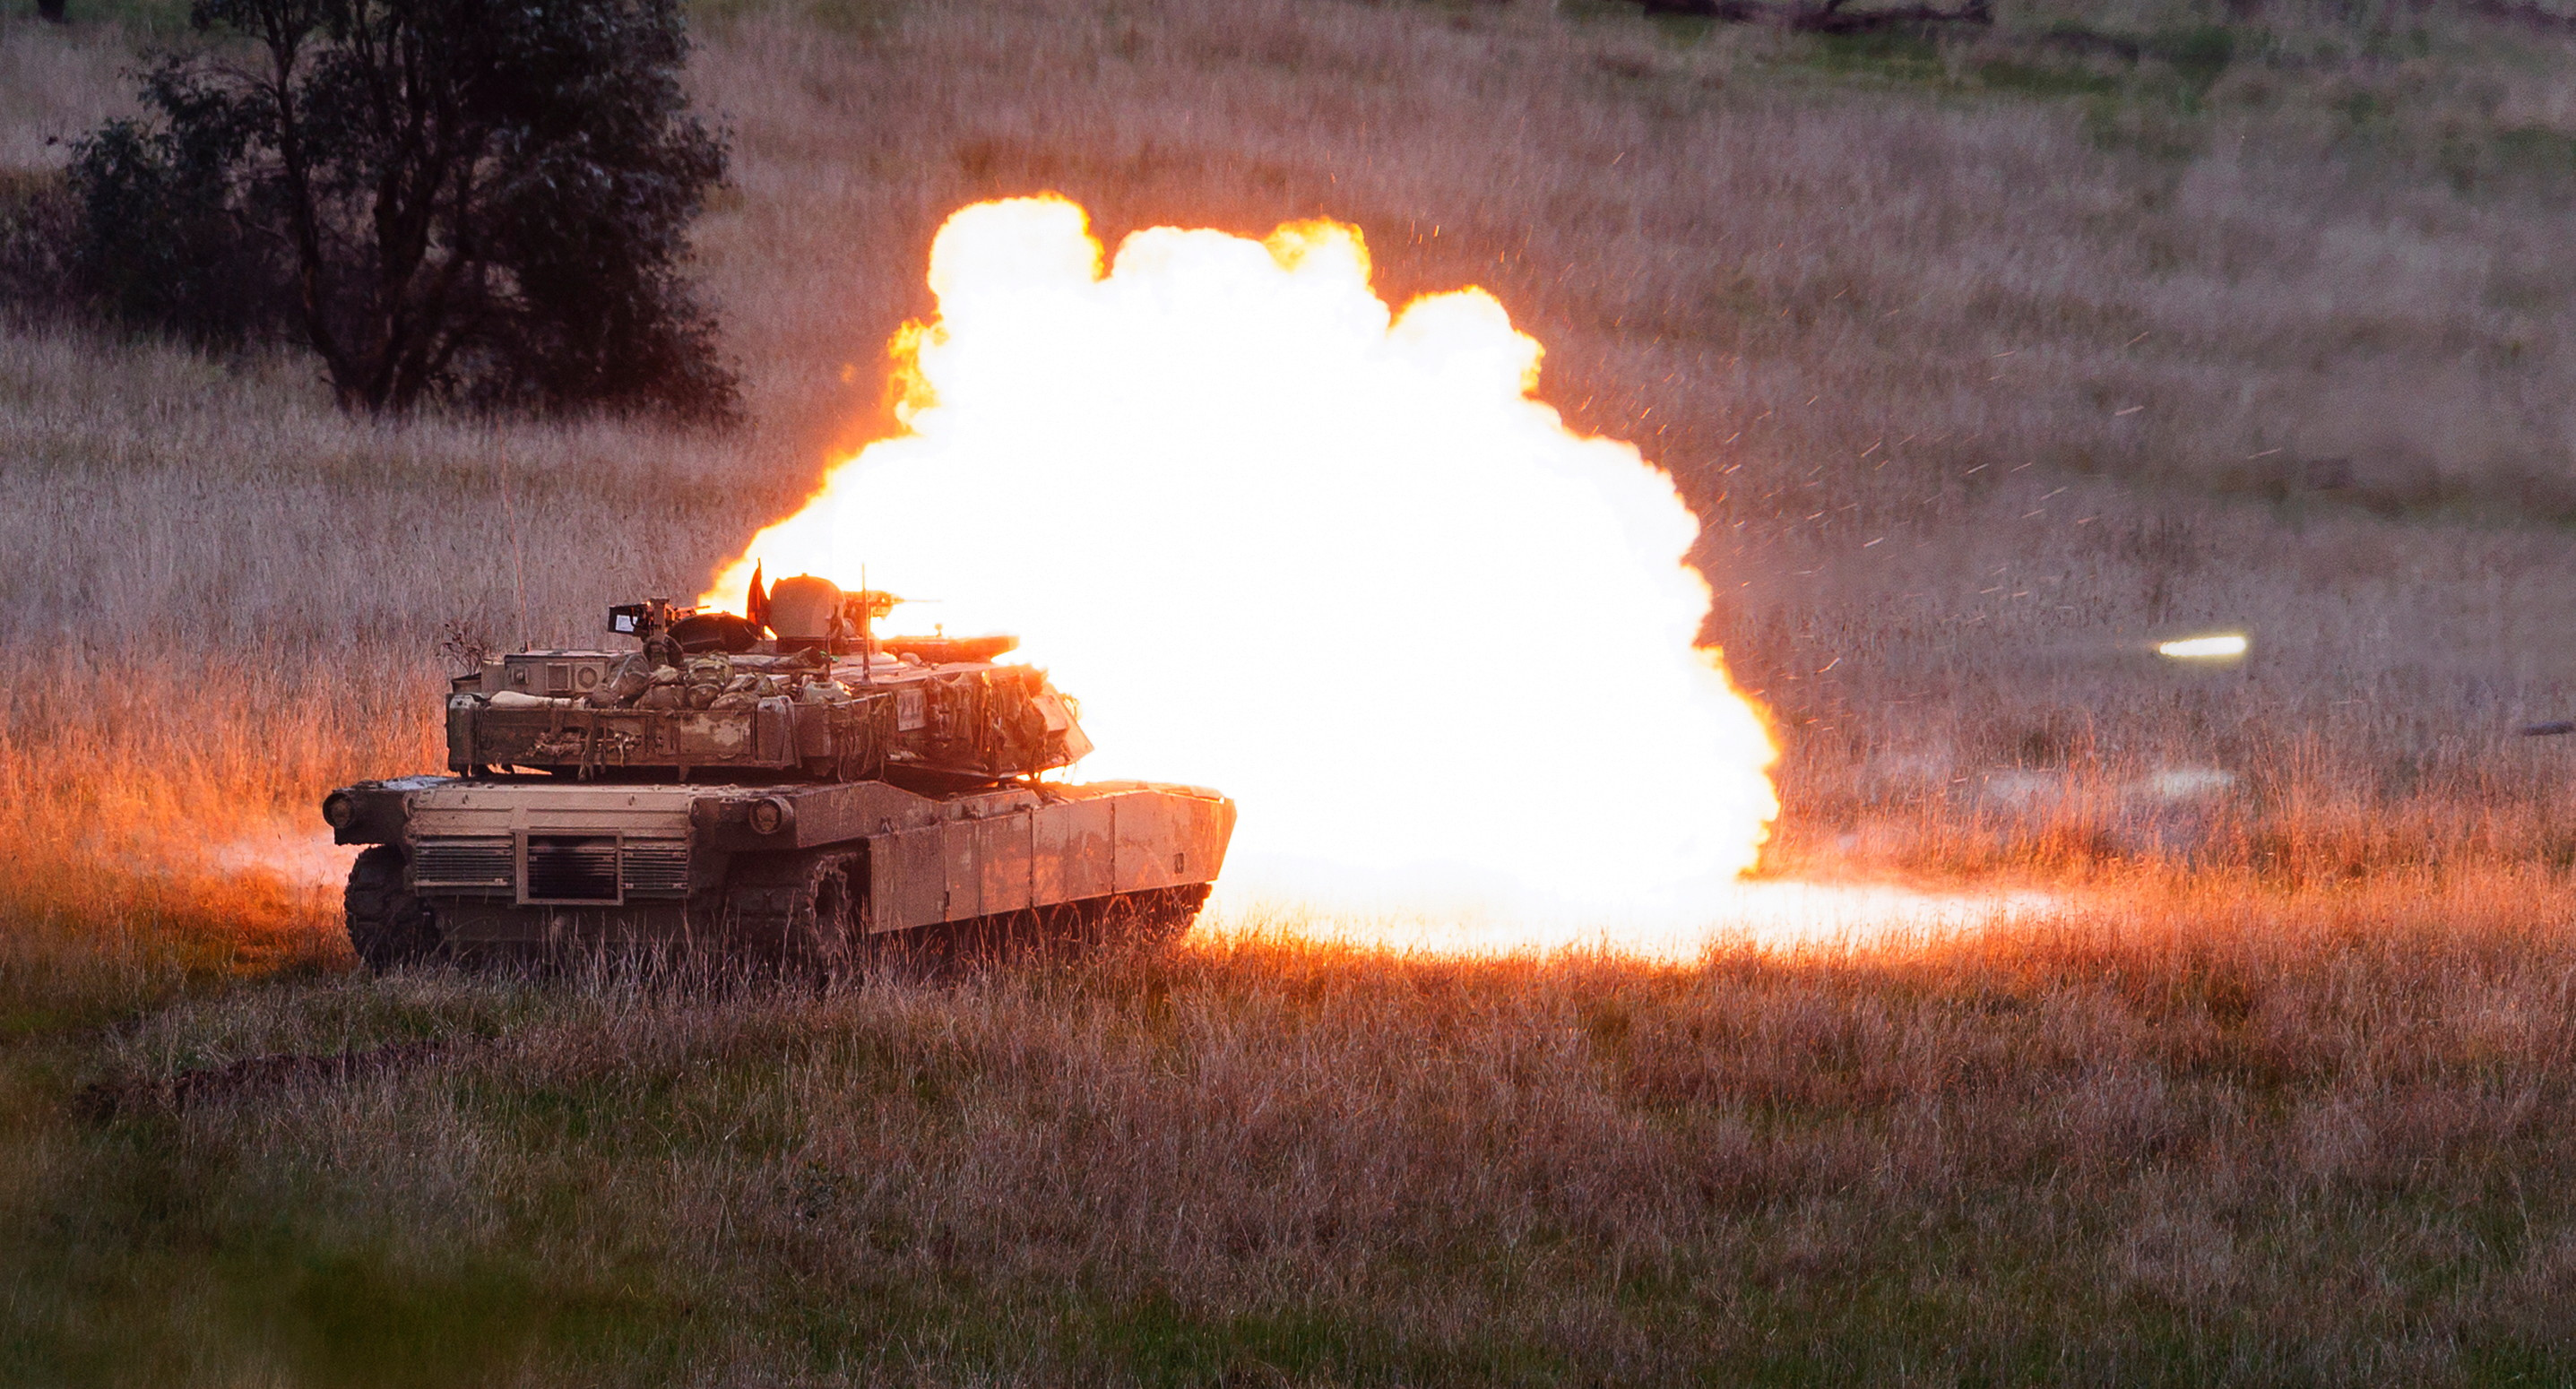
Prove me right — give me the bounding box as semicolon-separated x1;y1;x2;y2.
705;196;1778;925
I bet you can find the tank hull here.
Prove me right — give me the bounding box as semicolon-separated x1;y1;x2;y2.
328;774;1233;961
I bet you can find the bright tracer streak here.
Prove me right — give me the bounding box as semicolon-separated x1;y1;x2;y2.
705;197;1778;922
2157;634;2250;660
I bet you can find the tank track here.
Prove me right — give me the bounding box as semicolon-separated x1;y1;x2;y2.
937;884;1213;958
344;845;444;970
341;846;1215;974
1083;884;1211;948
716;851;1213;969
719;848;864;966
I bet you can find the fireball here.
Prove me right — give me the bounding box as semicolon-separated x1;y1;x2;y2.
705;196;1776;924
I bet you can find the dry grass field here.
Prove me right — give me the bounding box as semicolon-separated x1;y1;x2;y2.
12;886;2576;1385
9;0;2576;1382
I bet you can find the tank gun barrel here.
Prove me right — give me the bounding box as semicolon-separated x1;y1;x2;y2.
2521;721;2576;737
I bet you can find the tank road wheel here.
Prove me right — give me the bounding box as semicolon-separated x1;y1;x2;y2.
722;850;865;973
344;845;444;971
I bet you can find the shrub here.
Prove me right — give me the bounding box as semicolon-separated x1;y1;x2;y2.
56;0;739;421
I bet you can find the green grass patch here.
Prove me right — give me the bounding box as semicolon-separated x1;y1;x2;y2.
1800;29;1947;85
1973;56;2120;99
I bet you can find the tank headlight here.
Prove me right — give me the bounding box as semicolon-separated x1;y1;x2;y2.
322;791;358;830
748;798;792;836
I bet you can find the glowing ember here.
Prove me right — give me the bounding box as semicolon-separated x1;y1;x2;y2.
704;196;1777;923
2157;634;2250;660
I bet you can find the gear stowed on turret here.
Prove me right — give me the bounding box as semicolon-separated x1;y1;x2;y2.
322;575;1233;969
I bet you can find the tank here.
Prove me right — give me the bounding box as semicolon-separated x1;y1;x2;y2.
323;578;1234;969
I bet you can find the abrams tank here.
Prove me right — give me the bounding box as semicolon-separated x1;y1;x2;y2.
322;575;1234;970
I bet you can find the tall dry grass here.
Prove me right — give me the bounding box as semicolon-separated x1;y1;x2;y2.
9;0;2576;894
11;885;2576;1382
10;3;2576;1377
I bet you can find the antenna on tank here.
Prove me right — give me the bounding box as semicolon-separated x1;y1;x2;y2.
498;439;530;651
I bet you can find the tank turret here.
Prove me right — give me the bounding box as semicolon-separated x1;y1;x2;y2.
445;579;1090;787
